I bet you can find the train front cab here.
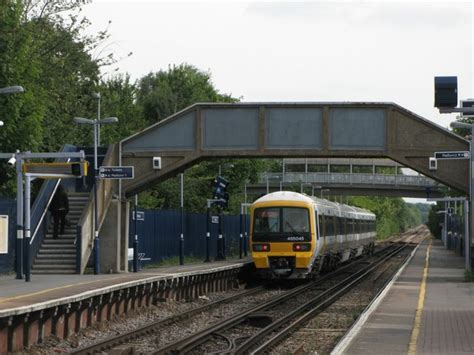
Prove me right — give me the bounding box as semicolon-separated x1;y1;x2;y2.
250;200;316;278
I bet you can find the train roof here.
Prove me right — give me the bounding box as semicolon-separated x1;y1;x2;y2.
253;191;375;220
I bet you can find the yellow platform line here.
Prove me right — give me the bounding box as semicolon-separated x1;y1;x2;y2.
0;275;131;304
408;239;432;354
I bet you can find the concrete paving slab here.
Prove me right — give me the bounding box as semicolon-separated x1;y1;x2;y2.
0;257;252;315
334;239;474;355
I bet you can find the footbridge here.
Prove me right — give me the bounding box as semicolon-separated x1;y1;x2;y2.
250;158;444;198
77;102;469;273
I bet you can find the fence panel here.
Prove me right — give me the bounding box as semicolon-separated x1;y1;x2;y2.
130;209;249;264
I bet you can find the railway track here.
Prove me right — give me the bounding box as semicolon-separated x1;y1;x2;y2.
155;244;409;354
71;242;413;355
71;286;267;355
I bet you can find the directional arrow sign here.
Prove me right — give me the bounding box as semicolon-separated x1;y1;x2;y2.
434;151;470;160
99;166;134;179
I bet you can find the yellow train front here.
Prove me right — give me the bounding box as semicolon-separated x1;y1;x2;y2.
250;191;376;279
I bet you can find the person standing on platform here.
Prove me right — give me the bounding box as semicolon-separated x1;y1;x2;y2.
49;185;69;239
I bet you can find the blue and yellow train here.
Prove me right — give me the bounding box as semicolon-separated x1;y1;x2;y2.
250;191;376;279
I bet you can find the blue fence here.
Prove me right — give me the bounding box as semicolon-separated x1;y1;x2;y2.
0;199;16;274
129;209;250;263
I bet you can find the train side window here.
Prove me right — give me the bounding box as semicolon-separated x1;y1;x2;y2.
315;212;320;239
319;215;324;237
326;216;334;237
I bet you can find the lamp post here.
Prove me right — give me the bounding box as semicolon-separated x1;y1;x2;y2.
450;121;473;271
0;86;24;94
91;93;102;146
74;116;118;275
0;86;24;128
180;172;184;265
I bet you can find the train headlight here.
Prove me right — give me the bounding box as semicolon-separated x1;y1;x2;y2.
293;243;311;252
252;244;270;252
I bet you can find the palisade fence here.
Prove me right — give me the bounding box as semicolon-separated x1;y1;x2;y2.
129;209;250;264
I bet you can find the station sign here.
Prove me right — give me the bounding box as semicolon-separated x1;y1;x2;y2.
22;162;88;178
434;151;470;160
132;211;145;221
99;166;134;179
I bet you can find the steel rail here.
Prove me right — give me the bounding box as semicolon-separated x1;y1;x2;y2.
71;286;265;355
154;245;399;354
73;244;398;355
239;244;409;354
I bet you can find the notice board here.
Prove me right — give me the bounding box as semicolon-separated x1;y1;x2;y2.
0;215;8;254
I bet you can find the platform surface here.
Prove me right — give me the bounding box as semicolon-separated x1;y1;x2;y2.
338;239;474;355
0;257;251;315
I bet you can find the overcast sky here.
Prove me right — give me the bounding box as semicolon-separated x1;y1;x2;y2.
80;1;473;203
82;0;473;129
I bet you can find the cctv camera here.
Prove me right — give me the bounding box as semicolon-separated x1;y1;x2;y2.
7;156;16;166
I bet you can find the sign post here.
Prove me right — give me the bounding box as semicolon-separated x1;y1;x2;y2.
97;166;136;271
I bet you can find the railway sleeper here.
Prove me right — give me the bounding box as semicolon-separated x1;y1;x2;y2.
247;313;274;327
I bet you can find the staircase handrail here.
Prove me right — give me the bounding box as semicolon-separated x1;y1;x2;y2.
76;144;118;274
30;144;77;244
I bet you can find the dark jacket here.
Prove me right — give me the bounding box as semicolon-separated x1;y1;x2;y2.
49;187;69;213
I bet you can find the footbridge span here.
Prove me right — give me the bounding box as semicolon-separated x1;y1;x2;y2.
81;102;468;273
120;102;468;196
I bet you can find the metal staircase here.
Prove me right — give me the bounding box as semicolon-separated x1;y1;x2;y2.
32;192;89;274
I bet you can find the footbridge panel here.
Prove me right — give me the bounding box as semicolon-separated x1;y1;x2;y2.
120;102;469;197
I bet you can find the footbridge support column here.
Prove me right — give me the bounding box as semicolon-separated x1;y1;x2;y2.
99;198;129;273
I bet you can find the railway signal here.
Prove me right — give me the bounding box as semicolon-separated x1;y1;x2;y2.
212;175;230;208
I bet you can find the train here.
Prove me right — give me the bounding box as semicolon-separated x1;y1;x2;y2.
249;191;376;279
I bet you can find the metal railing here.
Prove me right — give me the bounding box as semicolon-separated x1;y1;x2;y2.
29;144;77;267
260;172;438;187
76;144;118;274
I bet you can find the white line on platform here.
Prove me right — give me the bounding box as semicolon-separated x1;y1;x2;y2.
330;242;422;355
0;261;251;317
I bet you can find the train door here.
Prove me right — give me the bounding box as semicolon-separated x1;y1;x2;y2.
313;209;324;263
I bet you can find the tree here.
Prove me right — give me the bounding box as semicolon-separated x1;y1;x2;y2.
348;196;422;239
0;1;44;195
427;204;442;238
91;74;145;146
0;0;110;196
136;64;237;124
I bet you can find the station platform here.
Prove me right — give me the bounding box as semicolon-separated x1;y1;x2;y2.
334;238;474;355
0;257;251;316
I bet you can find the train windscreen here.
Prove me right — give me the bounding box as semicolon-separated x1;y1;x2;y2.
253;207;310;242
